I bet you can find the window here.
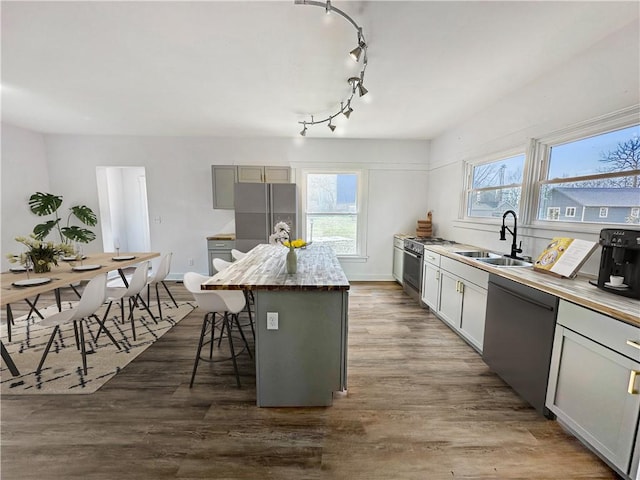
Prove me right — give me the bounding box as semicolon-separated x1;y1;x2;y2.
465;153;525;218
305;172;360;255
536;124;640;225
632;207;640;217
547;207;560;220
565;207;576;217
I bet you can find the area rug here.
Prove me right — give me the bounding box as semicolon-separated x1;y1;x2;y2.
1;300;195;394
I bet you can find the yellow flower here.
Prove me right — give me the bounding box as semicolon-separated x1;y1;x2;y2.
283;238;306;249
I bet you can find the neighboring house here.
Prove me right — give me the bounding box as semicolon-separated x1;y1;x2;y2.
542;187;640;223
468;196;518;218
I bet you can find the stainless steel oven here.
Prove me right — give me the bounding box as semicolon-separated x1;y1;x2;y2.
403;239;424;303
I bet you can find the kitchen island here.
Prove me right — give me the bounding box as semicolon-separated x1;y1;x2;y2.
202;243;350;407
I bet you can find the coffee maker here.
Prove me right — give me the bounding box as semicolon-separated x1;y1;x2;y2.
595;228;640;299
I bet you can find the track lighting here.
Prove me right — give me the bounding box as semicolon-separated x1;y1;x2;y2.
294;0;369;136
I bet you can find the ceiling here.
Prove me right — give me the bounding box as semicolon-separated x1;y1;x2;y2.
1;1;638;140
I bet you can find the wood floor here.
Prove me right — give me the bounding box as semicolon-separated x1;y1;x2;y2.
1;281;618;479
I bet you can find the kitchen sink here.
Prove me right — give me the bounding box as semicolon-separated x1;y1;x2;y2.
455;250;501;259
474;256;533;268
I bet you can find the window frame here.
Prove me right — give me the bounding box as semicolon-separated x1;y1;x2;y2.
462;148;526;221
300;168;368;259
528;108;640;232
599;207;609;218
565;206;576;218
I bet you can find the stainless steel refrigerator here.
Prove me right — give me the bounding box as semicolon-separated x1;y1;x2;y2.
234;183;298;252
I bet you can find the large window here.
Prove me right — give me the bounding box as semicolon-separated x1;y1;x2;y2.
305;172;360;255
465;153;525;218
537;124;640;225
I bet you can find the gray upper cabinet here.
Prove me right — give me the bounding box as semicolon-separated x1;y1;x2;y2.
211;165;237;209
212;165;291;209
237;165;290;184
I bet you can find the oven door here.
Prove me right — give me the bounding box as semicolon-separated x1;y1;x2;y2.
403;250;422;295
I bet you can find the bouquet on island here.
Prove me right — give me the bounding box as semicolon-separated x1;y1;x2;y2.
269;222;306;274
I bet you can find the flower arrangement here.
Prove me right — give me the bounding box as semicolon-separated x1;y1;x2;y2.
269;222;306;250
7;234;76;273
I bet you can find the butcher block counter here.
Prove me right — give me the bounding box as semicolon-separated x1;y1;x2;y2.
424;243;639;327
203;244;349;407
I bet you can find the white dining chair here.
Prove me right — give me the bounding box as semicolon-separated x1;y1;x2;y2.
212;257;255;340
100;262;155;342
147;252;178;320
212;257;232;273
231;249;247;261
183;272;252;388
36;274;121;375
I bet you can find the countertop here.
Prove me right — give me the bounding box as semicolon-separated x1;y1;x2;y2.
207;233;235;241
202;243;350;292
425;243;639;328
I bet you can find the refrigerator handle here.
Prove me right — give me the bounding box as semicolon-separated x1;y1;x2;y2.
267;184;273;239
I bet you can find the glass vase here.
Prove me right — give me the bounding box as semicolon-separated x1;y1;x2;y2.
286;248;297;274
31;256;51;274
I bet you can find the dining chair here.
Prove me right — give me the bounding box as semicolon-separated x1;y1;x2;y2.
212;257;255;340
147;252;178;320
212;257;232;273
231;249;247;261
183;272;252;388
36;274;121;375
100;262;156;342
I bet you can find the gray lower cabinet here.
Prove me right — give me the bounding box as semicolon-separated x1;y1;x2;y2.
207;239;235;275
546;300;640;479
422;252;488;353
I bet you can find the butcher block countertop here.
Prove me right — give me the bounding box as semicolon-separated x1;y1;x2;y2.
202;243;350;292
426;244;640;328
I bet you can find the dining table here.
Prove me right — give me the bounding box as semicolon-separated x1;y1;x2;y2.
1;251;159;376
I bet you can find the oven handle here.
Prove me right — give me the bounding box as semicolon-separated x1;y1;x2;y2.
404;250;420;259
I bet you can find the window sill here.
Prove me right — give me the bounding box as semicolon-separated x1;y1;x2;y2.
337;255;368;263
454;218;630;238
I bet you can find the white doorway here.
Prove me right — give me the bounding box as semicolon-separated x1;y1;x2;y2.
96;166;151;255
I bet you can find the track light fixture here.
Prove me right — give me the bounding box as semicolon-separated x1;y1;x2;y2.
294;0;369;135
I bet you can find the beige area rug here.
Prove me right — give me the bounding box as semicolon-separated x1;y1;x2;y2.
1;300;195;394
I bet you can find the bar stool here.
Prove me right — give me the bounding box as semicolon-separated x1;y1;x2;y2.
212;257;255;340
183;272;252;388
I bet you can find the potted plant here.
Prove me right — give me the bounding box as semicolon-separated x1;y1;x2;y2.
28;192;97;244
7;192;98;273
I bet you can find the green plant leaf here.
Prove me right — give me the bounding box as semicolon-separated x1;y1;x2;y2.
70;205;98;227
33;220;60;240
28;192;63;216
61;226;96;243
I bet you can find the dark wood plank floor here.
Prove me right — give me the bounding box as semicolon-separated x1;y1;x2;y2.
1;281;618;479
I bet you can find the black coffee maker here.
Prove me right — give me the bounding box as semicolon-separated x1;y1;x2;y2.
595;228;640;299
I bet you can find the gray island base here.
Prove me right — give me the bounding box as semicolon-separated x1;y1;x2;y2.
202;244;350;407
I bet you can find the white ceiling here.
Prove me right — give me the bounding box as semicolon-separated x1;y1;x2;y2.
1;1;638;140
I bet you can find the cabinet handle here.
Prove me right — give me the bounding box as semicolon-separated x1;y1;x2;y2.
435;271;440;281
629;370;640;395
626;340;640;351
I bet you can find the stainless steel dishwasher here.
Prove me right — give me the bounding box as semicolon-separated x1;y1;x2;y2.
483;274;558;418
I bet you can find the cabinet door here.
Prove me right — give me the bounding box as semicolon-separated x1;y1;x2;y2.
264;166;290;183
422;262;440;311
438;271;462;329
547;326;640;475
392;247;404;284
237;165;265;183
211;165;237;209
459;281;487;352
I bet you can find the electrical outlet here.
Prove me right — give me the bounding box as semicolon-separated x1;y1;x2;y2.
188;258;194;266
266;312;278;330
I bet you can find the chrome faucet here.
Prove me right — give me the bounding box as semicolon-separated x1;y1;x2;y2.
500;210;523;259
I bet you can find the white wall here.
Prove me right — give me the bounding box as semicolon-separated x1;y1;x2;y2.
1;123;50;271
29;135;430;280
426;19;640;276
